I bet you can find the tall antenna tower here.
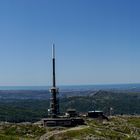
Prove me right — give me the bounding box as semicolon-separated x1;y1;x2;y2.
49;44;59;118
43;44;85;127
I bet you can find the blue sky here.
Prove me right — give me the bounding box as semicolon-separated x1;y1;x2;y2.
0;0;140;86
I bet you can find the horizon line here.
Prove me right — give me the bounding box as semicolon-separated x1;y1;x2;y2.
0;82;140;87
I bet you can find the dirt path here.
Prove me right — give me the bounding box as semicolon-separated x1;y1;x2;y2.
39;125;88;140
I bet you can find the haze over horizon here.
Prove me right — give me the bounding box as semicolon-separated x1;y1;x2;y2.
0;0;140;86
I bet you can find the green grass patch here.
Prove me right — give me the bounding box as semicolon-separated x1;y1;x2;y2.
127;117;140;128
0;123;46;139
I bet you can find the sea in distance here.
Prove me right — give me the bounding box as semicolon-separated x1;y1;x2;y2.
0;83;140;91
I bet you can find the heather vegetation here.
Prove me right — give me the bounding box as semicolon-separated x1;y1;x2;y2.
48;116;140;140
0;116;139;140
0;123;46;140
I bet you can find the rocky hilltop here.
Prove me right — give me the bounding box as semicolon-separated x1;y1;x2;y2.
0;116;140;140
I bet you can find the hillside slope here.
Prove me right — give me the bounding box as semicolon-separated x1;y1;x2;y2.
43;116;140;140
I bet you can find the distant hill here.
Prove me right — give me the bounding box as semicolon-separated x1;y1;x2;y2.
0;90;140;122
60;90;140;115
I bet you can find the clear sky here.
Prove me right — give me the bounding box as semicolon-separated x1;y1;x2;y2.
0;0;140;86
